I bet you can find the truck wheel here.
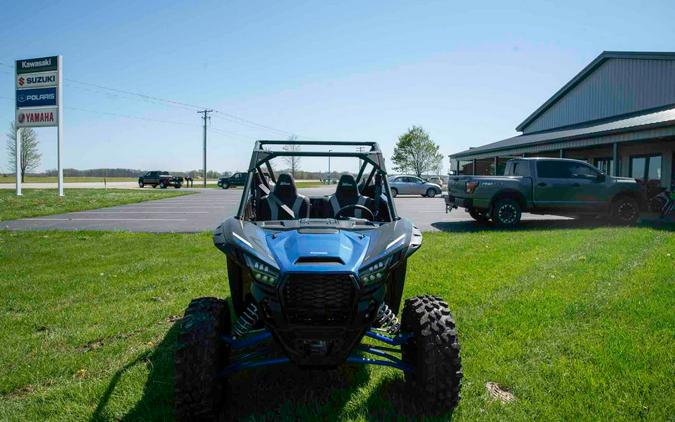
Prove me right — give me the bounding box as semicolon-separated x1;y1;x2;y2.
159;181;167;189
401;295;462;414
175;297;231;421
426;188;436;198
468;208;489;223
221;183;230;190
174;185;181;189
138;181;144;188
391;188;398;198
492;198;521;227
610;196;640;225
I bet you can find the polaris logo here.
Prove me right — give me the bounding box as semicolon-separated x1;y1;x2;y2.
15;87;57;107
17;93;55;102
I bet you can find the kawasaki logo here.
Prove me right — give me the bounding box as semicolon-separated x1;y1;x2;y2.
21;58;52;69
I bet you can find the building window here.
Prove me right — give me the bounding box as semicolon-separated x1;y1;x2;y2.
630;155;662;181
594;157;614;175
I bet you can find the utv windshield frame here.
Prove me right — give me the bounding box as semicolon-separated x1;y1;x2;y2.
235;140;399;221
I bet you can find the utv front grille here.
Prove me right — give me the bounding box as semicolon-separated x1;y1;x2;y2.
282;274;356;325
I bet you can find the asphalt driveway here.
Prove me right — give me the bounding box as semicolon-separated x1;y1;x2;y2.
2;187;569;233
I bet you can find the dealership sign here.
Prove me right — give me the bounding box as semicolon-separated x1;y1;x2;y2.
15;56;59;128
16;56;57;74
16;107;58;127
16;87;57;108
16;71;58;89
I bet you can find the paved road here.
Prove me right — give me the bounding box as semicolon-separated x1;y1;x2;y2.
2;188;569;233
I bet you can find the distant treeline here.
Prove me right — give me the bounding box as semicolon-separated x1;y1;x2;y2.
25;168;355;180
39;169;230;179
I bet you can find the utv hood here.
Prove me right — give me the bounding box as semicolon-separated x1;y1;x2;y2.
266;229;369;273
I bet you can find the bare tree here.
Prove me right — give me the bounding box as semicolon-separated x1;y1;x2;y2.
6;122;41;182
282;135;301;178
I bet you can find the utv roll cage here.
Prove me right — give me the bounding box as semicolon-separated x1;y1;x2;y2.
236;140;399;221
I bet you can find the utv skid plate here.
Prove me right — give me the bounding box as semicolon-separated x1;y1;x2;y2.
219;329;413;377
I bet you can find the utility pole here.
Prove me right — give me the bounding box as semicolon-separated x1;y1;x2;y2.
197;109;213;187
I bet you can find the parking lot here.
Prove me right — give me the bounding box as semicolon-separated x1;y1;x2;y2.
1;187;568;232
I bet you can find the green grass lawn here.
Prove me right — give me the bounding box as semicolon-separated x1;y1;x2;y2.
0;227;673;421
0;176;137;184
0;189;192;222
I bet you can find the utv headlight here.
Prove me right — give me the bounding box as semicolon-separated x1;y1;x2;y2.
244;254;279;286
359;256;392;285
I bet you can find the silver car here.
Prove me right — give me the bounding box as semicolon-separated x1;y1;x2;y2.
388;175;442;198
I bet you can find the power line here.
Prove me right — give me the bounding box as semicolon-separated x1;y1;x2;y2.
1;60;305;137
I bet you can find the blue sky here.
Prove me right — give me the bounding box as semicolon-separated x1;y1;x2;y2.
0;0;673;173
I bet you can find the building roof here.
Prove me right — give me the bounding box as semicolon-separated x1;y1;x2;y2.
450;104;675;159
515;51;675;132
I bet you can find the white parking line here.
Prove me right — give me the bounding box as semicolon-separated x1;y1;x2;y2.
28;218;188;221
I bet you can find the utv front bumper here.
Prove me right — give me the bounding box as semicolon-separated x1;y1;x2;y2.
251;272;385;367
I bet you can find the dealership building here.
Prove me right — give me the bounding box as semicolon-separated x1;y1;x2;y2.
449;51;675;191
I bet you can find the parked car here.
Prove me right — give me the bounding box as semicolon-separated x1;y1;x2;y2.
138;171;183;189
445;157;645;226
388;175;442;198
425;176;445;186
217;172;247;189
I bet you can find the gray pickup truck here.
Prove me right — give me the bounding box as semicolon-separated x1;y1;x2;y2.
445;157;644;226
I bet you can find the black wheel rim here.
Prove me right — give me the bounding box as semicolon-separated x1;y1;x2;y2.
498;204;517;224
617;202;637;221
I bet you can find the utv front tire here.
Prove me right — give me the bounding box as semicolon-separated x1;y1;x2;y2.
175;297;230;421
401;295;462;414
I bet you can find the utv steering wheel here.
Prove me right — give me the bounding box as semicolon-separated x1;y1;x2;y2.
335;204;375;221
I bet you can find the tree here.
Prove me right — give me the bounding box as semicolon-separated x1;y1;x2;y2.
391;126;443;177
282;135;301;178
6;122;41;182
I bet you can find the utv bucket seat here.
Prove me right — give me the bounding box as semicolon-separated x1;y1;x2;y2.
258;173;310;220
328;175;374;218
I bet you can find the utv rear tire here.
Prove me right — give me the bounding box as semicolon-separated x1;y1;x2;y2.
492;198;521;227
391;188;398;198
468;208;489;223
610;196;640;225
401;295;462;414
175;297;231;421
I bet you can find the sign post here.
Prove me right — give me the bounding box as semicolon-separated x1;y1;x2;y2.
15;55;62;196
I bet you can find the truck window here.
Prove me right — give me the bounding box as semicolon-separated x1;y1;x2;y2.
511;162;530;176
537;161;574;178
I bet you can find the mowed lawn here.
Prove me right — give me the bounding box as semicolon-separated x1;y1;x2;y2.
0;189;192;222
0;227;673;421
0;176;137;184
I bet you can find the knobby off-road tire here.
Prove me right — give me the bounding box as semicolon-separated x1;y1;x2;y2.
492;198;522;227
175;297;231;421
610;196;640;225
468;208;489;223
401;295;462;414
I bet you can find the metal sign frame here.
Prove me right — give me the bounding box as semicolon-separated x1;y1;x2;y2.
15;55;63;196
